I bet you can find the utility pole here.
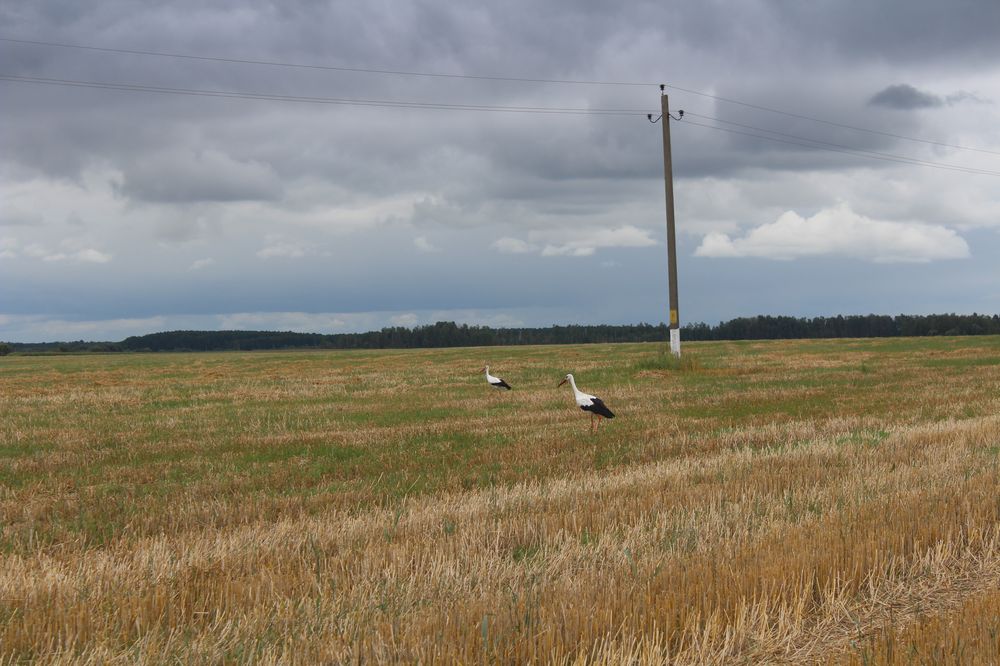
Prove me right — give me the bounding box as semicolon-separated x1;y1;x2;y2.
649;85;683;357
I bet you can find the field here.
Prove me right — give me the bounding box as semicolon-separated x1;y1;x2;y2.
2;336;1000;663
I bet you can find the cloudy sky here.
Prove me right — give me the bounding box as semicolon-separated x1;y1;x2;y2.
2;0;1000;342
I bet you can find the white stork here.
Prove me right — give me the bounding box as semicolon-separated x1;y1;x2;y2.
558;373;615;432
482;365;512;390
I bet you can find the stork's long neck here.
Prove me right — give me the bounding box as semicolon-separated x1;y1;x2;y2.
567;374;581;397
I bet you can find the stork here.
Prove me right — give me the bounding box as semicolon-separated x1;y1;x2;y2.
482;365;512;390
558;373;615;432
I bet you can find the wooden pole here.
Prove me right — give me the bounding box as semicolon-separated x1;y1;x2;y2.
660;89;681;357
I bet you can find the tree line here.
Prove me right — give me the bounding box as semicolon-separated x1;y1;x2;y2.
3;313;999;354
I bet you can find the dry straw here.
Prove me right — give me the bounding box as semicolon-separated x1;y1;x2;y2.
2;339;999;662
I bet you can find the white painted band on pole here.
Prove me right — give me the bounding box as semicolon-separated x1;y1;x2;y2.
670;328;681;357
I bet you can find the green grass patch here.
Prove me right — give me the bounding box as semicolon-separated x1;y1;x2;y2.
3;336;999;553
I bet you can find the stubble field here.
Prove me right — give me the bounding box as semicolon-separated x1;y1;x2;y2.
2;336;1000;663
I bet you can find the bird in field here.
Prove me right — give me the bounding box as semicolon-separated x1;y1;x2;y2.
482;365;512;390
558;373;615;432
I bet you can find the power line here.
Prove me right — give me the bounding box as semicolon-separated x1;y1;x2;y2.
0;74;649;116
680;117;1000;177
0;36;653;87
3;35;997;156
666;83;1000;157
682;111;1000;176
4;72;997;177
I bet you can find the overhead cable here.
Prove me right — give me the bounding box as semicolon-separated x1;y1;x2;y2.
0;74;648;116
2;72;996;177
0;37;652;87
682;111;1000;175
668;84;1000;157
2;35;996;155
680;118;1000;177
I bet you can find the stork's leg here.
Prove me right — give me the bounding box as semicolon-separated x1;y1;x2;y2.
596;415;602;431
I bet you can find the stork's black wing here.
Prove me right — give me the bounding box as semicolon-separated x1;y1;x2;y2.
581;397;615;418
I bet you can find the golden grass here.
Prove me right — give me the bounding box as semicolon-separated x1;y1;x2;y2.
1;337;1000;663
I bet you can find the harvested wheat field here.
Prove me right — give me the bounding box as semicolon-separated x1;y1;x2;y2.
2;336;1000;663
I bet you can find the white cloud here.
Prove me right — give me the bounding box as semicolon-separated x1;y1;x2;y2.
22;243;49;259
256;240;310;259
0;315;168;342
118;149;283;204
413;236;441;253
390;313;420;327
0;210;43;227
189;258;215;271
493;225;657;258
10;241;111;263
0;308;547;342
537;226;657;257
74;248;112;263
0;237;18;259
492;237;537;254
287;183;427;235
411;195;473;228
208;310;523;335
694;203;971;263
216;312;351;331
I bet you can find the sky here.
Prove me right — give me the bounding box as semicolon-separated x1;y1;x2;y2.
2;0;1000;342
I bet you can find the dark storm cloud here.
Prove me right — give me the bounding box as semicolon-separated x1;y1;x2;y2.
115;149;284;204
771;0;1000;65
0;210;43;227
869;84;943;110
2;0;986;199
868;84;989;112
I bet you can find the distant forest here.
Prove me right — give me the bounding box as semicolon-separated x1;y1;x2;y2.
4;313;1000;354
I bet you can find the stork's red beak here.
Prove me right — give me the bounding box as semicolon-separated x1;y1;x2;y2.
558;378;567;387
